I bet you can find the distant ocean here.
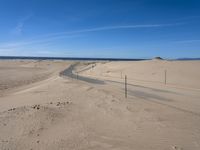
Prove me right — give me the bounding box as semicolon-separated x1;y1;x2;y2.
0;56;200;61
0;56;147;61
176;58;200;60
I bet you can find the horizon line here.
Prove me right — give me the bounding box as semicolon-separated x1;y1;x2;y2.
0;55;200;61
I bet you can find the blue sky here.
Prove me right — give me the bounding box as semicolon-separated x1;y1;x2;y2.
0;0;200;58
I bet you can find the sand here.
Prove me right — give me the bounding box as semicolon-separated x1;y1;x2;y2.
0;59;200;150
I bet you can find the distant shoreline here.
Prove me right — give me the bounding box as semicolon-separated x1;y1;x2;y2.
0;56;147;61
0;56;200;61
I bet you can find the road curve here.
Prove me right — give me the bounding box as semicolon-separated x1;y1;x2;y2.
60;64;105;85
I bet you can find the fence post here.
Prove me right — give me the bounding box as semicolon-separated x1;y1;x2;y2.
164;70;167;85
125;75;127;98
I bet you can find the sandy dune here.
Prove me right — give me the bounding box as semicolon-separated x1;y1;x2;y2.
0;60;200;150
80;60;200;89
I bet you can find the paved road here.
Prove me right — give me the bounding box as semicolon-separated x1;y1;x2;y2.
60;64;200;117
60;64;105;85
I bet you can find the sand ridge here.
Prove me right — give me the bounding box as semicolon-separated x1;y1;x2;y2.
0;60;200;150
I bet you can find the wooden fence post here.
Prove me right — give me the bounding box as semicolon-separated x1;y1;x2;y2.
164;70;167;85
125;75;127;98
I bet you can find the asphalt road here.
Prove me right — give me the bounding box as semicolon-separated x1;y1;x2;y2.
60;64;105;85
60;64;200;117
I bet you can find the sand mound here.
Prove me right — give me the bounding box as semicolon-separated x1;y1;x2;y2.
0;60;200;150
153;56;163;60
0;101;72;149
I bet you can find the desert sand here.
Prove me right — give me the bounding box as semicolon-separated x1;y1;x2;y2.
0;59;200;150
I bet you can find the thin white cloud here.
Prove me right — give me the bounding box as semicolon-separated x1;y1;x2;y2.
0;48;21;56
44;23;179;37
174;40;200;43
13;22;24;35
34;50;74;57
11;14;33;35
0;34;81;49
2;23;182;50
